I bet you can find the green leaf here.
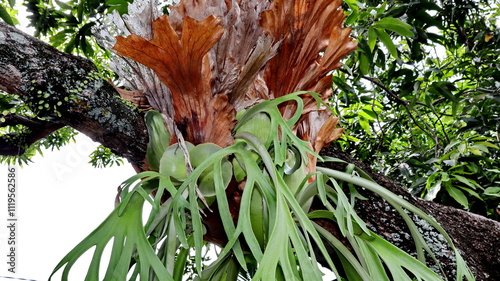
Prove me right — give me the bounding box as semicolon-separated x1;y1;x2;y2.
474;141;499;149
64;37;76;53
77;2;84;22
332;76;355;93
441;172;450;182
484;187;500;197
55;0;72;10
145;110;171;171
445;184;469;208
374;17;414;37
454;175;481;190
428;82;458;102
106;0;131;15
470;144;490;154
359;51;371;75
458;186;483;201
361;104;381;117
0;5;15;26
344;0;360;25
358;114;372;135
424;172;440;199
50;190;174;281
374;28;399;59
425;179;442;201
106;0;130;4
316;167;475;281
358;108;376;120
368;27;377;51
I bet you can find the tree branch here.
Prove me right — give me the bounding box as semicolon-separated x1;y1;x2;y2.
0;114;65;155
338;69;443;149
0;22;148;166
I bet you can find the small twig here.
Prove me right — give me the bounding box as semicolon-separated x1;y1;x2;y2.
337;70;442;148
173;125;212;214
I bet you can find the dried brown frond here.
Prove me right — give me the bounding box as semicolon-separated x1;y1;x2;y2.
113;15;235;146
259;0;357;153
111;0;356;155
108;79;151;110
260;0;356;99
297;111;343;175
169;0;277;111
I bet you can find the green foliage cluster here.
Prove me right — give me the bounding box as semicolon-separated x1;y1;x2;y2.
0;0;18;25
89;145;124;168
332;0;500;220
23;0;127;56
0;0;134;70
0;86;77;165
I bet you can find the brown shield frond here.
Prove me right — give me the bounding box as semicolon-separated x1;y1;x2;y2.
260;0;357;101
113;14;235;146
111;0;356;157
169;0;278;111
259;0;357;152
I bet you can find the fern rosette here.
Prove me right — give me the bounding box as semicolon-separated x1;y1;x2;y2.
50;0;475;280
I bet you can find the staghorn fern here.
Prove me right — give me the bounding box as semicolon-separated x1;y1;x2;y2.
51;93;474;280
51;0;476;280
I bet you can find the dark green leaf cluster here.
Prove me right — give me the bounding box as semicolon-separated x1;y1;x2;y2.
88;145;124;168
333;0;500;220
22;0;132;59
39;126;77;151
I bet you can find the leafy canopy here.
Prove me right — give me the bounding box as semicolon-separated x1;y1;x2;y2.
331;0;500;220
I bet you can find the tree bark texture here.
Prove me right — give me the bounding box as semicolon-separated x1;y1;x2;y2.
0;22;148;165
1;23;499;281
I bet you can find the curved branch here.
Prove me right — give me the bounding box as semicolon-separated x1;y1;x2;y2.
0;22;148;165
0;114;65;155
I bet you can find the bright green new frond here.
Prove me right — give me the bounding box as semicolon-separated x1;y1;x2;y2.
49;190;173;281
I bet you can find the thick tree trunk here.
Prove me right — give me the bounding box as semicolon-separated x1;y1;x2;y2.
1;23;499;280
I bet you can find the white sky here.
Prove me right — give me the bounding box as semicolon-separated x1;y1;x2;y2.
0;134;135;280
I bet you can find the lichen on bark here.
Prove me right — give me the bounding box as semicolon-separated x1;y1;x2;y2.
0;21;148;165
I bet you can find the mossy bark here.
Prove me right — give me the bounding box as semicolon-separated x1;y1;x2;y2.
0;22;147;165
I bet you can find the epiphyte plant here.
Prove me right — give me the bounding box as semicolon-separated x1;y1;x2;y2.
50;0;475;280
